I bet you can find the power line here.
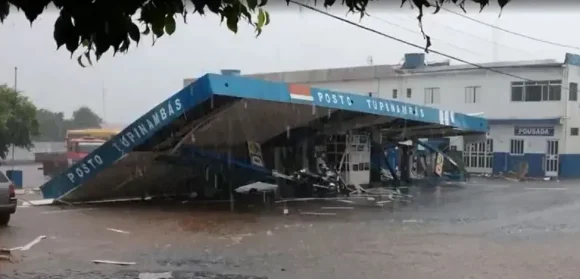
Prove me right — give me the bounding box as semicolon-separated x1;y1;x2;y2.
287;0;535;82
442;7;580;51
370;15;481;57
394;13;536;56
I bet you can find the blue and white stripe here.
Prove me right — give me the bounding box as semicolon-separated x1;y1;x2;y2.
439;110;456;126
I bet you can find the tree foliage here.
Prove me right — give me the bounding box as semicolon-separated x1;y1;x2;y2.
35;106;103;142
0;85;39;159
35;109;66;142
68;106;103;130
0;0;509;66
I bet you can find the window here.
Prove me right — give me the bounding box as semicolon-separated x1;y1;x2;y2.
392;89;398;99
406;88;412;98
424;87;440;104
570;82;578;101
571;127;579;136
510;139;525;155
511;80;562;102
465;86;481;104
463;139;493;169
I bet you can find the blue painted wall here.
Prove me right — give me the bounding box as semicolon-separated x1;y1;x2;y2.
560;154;580;178
492;152;544;177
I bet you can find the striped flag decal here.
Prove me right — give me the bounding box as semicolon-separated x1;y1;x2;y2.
288;84;314;101
439;110;457;126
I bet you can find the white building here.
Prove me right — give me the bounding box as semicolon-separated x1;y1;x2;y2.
225;53;580;178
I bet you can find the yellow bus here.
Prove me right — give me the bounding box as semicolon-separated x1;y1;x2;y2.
65;128;120;141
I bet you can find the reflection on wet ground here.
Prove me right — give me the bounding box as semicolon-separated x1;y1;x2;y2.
3;179;580;278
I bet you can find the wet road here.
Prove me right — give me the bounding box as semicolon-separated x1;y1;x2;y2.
2;179;580;278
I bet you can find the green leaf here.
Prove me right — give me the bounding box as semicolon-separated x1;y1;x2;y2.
151;19;165;37
247;0;258;11
257;9;266;28
264;10;270;25
128;22;141;43
226;16;238;33
77;54;86;68
165;16;176;35
53;13;73;49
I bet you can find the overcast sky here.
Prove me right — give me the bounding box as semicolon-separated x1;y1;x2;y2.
0;3;577;124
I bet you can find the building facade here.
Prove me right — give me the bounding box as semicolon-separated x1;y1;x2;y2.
221;53;580;178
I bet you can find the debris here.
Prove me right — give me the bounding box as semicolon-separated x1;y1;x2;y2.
337;199;355;204
320;206;354;210
20;198;54;206
106;228;131;234
266;230;273;236
402;219;422;223
0;248;11;261
283;208;289;215
375;200;391;205
93;260;137;266
139;272;173;279
300;212;337;216
524;187;568;191
14;235;47;251
40;208;94;214
226;233;253;245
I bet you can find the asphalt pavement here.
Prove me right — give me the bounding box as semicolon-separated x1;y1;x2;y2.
2;178;580;278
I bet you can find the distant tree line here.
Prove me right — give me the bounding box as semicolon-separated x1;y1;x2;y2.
34;106;103;142
0;83;103;159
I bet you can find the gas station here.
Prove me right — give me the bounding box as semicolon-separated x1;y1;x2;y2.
39;73;488;205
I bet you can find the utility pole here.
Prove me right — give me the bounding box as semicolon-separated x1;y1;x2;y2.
10;67;18;169
101;80;107;124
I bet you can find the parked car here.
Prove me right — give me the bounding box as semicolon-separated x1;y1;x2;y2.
0;171;16;226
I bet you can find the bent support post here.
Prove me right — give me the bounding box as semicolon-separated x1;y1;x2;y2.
414;140;459;168
371;141;399;183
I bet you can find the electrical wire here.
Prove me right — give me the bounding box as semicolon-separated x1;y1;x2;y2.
369;15;481;57
392;13;536;56
287;0;536;82
442;7;580;51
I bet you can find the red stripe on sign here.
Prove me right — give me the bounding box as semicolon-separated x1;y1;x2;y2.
288;84;311;96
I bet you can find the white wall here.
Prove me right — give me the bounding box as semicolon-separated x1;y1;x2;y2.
452;125;562;154
308;66;565;120
490;125;562;154
562;64;580;153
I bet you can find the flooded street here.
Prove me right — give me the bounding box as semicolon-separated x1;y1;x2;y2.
2;179;580;278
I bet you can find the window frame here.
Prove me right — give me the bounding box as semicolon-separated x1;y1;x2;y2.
465;86;481;104
511;80;562;102
509;139;525;155
424;87;441;104
569;82;578;101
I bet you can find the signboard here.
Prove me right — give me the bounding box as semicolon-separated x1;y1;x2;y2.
514;127;554;137
434;153;444;177
247;141;265;167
